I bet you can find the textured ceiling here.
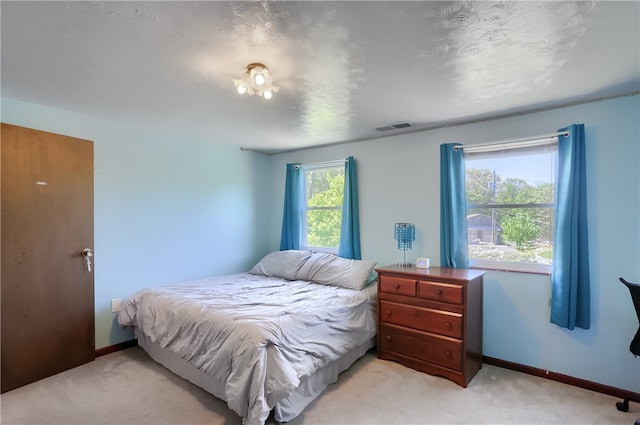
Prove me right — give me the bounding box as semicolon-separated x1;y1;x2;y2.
2;1;639;153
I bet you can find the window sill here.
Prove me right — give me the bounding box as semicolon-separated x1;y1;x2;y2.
302;246;338;255
470;259;551;276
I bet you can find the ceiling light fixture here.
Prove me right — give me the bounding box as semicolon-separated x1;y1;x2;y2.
233;63;279;100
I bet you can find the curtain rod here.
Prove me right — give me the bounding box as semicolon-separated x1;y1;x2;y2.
295;158;347;169
453;131;569;153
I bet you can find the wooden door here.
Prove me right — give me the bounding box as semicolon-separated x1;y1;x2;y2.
1;123;95;393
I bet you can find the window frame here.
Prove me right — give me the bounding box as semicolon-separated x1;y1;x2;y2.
465;146;557;275
300;161;345;254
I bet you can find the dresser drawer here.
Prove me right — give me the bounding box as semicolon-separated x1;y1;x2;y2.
380;323;462;371
379;300;463;338
380;276;417;297
418;280;463;304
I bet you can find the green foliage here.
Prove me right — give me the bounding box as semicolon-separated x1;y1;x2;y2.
494;178;553;246
466;168;498;205
540;248;553;260
307;210;342;248
496;177;530;204
306;169;344;248
501;212;539;250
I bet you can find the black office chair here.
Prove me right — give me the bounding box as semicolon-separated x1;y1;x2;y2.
616;277;640;423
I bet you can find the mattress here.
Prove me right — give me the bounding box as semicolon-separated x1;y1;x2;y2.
118;272;377;425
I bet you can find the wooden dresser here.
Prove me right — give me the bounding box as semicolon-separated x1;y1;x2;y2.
375;265;485;387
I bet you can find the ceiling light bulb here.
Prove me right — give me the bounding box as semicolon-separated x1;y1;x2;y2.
235;63;276;99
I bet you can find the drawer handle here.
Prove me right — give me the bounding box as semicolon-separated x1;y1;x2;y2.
445;350;452;358
394;283;401;289
445;322;452;329
435;289;443;296
386;335;392;342
385;310;392;317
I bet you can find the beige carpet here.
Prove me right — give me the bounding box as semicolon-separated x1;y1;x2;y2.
1;347;635;425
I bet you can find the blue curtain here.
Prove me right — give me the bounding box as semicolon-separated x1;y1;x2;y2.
550;124;590;330
338;156;361;259
279;163;302;250
440;143;469;268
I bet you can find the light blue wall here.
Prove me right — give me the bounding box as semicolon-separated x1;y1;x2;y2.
267;95;640;392
1;97;274;349
3;94;638;393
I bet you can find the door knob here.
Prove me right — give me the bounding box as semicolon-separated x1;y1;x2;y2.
81;248;93;272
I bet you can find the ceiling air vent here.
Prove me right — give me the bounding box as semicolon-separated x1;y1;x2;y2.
376;122;413;132
375;125;395;132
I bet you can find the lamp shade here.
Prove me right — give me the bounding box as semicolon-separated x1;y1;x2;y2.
394;223;415;251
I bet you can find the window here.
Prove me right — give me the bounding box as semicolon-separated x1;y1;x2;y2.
302;162;345;253
465;145;557;273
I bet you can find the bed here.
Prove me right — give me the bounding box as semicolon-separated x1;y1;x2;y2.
117;250;377;425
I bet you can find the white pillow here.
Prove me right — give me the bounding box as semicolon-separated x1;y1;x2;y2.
249;250;312;280
296;252;377;290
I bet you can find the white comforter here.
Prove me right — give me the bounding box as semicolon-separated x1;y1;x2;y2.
118;273;377;425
